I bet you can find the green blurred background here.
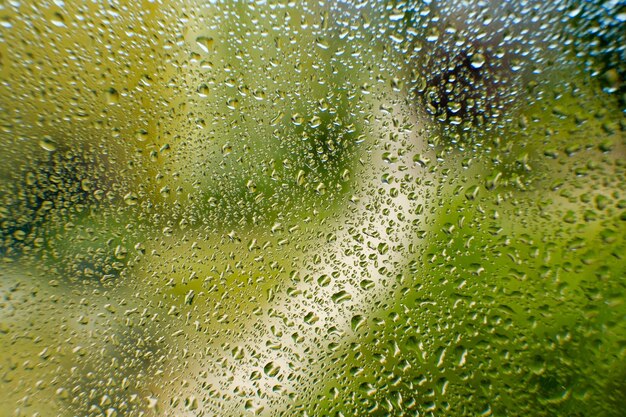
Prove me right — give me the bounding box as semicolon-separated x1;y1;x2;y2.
1;1;624;416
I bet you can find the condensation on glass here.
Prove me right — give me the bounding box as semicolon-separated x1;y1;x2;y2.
0;1;624;416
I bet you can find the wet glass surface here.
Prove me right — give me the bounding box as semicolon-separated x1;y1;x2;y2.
1;1;625;416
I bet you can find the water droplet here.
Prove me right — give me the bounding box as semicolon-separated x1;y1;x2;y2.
51;12;66;27
135;129;149;142
39;136;57;152
105;87;119;104
197;84;210;97
470;53;486;69
123;192;138;205
195;36;214;53
264;361;280;377
291;113;304;126
351;315;365;332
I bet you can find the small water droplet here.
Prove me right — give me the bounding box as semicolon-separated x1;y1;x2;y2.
196;36;214;53
51;12;66;27
123;192;138;205
221;144;232;156
309;116;322;128
470;53;486;69
291;113;304;126
105;87;119;104
39;136;57;152
136;129;149;142
351;315;365;331
263;361;280;377
197;84;209;97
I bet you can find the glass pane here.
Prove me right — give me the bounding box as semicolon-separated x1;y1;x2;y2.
1;1;624;416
